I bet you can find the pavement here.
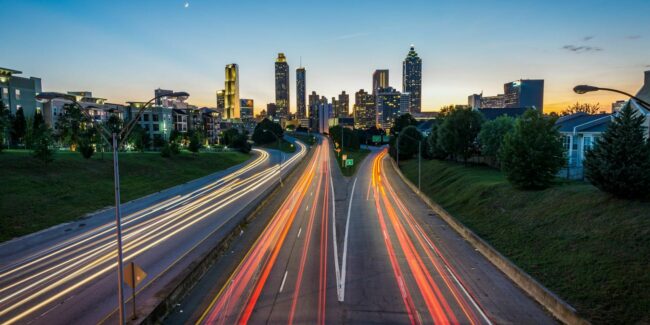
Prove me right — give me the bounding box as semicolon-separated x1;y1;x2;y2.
0;142;306;325
182;142;557;324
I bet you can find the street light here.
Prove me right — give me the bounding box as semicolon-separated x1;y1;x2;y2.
36;90;189;325
263;129;284;186
573;85;650;109
396;130;423;192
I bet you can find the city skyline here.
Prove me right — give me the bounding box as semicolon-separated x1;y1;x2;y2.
3;0;650;113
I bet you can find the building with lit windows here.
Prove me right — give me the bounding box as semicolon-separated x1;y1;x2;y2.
224;64;240;120
308;91;324;132
128;101;173;145
376;87;402;130
372;69;389;95
504;79;544;113
240;99;254;121
402;45;422;113
353;89;376;129
400;92;411;115
216;89;225;117
296;67;306;119
0;67;42;117
333;91;349;118
275;53;290;118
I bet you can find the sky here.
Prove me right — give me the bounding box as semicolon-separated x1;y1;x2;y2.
2;0;650;113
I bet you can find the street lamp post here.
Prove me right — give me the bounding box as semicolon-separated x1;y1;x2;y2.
263;129;284;186
36;91;189;325
396;131;422;192
573;85;650;109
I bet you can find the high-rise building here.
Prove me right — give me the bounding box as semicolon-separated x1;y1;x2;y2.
266;103;277;119
275;53;290;118
240;99;254;121
402;45;422;113
0;67;42;117
296;67;306;119
636;70;650;104
468;94;482;109
504;79;544;113
333;91;349;117
309;91;327;132
224;64;240;119
373;69;389;95
216;89;225;116
318;102;332;134
376;87;402;130
481;94;505;108
400;92;411;115
353;89;376;129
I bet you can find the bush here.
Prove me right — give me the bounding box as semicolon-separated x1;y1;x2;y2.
79;141;95;159
499;109;565;189
477;115;515;166
170;141;181;155
161;142;172;157
584;103;650;198
188;132;202;154
33;126;54;163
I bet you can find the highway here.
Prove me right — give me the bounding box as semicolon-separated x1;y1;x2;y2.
0;142;306;325
193;144;556;324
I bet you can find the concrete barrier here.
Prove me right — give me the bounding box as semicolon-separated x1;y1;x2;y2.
389;158;590;325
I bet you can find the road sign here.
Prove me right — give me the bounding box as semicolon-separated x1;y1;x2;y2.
345;159;354;167
372;135;382;143
124;262;147;288
342;154;347;161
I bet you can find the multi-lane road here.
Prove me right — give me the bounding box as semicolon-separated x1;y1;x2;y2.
0;142;306;325
192;139;556;324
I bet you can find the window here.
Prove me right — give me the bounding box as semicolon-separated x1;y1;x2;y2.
584;136;595;151
562;135;571;152
143;114;149;122
152;114;159;122
153;124;159;132
1;87;6;98
15;89;21;100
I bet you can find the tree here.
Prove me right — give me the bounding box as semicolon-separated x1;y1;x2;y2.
427;123;447;159
252;118;283;145
56;103;86;150
106;114;123;134
584;104;650;198
477;115;515;166
499;109;565;189
160;141;173;158
561;102;602;116
392;113;418;135
0;101;8;152
232;133;252;153
329;126;360;151
188;131;202;154
437;106;484;162
221;128;241;146
32;125;55;163
79;140;95;159
11;108;27;146
128;125;149;152
392;126;423;160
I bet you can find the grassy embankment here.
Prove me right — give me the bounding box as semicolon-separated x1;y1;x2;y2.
0;150;250;242
334;148;370;177
400;159;650;325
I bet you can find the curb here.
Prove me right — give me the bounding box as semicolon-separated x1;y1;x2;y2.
389;158;590;325
138;143;316;324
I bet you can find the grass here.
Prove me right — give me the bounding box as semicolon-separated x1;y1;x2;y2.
289;133;317;146
0;149;250;242
256;138;296;153
400;159;650;325
334;148;371;177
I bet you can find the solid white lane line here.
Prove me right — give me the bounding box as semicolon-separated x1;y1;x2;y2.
279;271;288;293
297;227;302;238
329;155;343;303
339;177;357;302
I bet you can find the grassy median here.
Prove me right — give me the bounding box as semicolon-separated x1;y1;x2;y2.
0;150;250;242
334;148;370;177
400;159;650;325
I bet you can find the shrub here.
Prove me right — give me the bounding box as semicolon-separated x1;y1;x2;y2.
477;115;515;166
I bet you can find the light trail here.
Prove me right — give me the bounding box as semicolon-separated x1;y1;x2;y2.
0;144;306;325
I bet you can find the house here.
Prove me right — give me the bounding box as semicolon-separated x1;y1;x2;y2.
555;112;613;179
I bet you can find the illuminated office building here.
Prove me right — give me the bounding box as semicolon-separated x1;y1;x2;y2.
240;99;254;121
216;89;225;116
372;69;389;95
224;64;240;119
353;89;376;129
504;79;544;113
275;53;290;118
376;87;402;130
402;45;422;113
296;67;306;119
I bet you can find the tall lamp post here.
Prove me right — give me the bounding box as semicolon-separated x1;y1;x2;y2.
36;91;189;325
396;131;423;192
263;129;284;186
573;85;650;109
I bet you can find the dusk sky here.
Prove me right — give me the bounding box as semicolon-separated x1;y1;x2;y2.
3;0;650;113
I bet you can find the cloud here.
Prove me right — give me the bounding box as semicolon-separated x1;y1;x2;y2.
334;32;370;40
562;45;603;53
627;35;642;40
582;36;594;41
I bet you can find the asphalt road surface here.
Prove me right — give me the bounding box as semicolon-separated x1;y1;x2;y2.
192;144;556;324
0;142;306;325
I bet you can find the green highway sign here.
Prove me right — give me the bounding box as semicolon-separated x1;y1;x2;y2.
345;159;354;167
372;135;382;143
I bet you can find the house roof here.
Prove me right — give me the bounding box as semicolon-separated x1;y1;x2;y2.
555;112;612;133
477;107;528;120
416;119;435;132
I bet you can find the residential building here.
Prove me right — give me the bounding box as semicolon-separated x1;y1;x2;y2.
216;89;225;117
372;69;389;95
173;109;188;133
43;91;117;131
556;112;613;179
402;45;422;113
0;67;42;117
275;53;290;118
224;64;240;120
504;79;544;113
296;67;306;119
201;108;219;144
353;89;376;129
129;102;173;144
240;99;254;121
376;87;402;130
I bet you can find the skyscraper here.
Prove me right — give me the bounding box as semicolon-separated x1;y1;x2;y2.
353;89;376;129
275;53;290;118
335;91;349;117
224;64;240;119
373;70;389;95
216;89;225;116
296;67;306;119
504;79;544;113
266;103;277;118
376;87;401;130
402;45;422;113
